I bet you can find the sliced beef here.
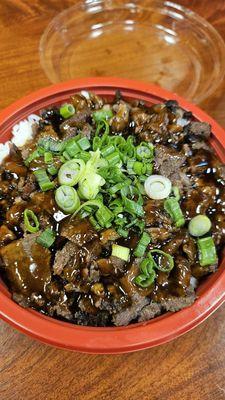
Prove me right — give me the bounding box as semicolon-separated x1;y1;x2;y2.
186;121;211;141
100;228;120;245
170;256;191;296
82;239;102;264
144;199;172;228
191;262;218;279
112;293;149;326
216;164;225;181
154;145;189;189
138;301;162;322
147;227;173;243
183;237;197;263
60;109;92;138
60;217;98;246
160;290;196;312
0;225;16;245
53;241;80;275
20;174;36;200
110;101;130;132
0;233;51;295
74;310;110;327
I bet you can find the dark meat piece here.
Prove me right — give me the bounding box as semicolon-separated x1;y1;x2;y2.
60;109;92;138
216;164;225;181
191;141;212;152
138;301;162;322
4;144;27;177
80;123;92;139
212;213;225;246
50;292;73;321
192;263;218;279
20;174;36;200
185;121;211;141
39;107;63;133
147;227;173;243
100;228;120;245
163;231;187;255
183;237;197;263
6;201;27;226
110;101;130;132
0;233;51;295
182;187;216;219
30;191;57;215
110;256;126;272
60;217;98;246
170;256;191;296
82;239;102;264
154;145;190;190
112;293;149;326
53;241;80;276
144;199;172;228
160;290;196;312
120;260;153;297
130;107;151;134
74;310;109;327
0;225;16;245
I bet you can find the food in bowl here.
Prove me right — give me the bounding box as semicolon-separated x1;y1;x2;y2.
0;90;224;327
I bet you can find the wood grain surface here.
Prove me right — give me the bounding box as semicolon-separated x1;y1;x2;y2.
1;1;225;399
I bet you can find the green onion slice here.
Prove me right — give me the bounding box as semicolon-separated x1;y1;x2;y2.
164;197;185;227
150;249;174;272
188;215;212;237
145;175;172;200
55;186;80;214
33;169;55;191
197;236;218;267
60;103;75;119
24;209;39;233
93;109;113;123
78;173;105;200
134;232;151;257
111;244;130;261
36;228;56;248
58;159;85;186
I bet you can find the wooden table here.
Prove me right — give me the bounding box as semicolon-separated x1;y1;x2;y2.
1;1;225;399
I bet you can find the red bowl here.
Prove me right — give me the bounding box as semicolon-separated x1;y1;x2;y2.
0;77;225;354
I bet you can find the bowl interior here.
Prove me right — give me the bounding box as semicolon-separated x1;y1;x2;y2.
0;78;225;353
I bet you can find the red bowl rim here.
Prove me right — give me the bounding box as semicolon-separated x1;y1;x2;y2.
0;77;225;354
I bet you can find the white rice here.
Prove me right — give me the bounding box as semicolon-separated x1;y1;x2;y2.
0;113;41;164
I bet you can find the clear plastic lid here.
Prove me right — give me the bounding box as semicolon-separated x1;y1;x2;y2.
39;0;225;104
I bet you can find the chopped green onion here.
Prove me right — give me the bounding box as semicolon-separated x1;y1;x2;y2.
150;249;174;272
44;152;53;164
95;204;114;227
145;175;172;200
188;215;212;237
122;197;144;217
116;227;128;238
38;138;65;154
55;186;80;214
93;109;113;123
197;237;218;266
77;137;91;151
111;244;130;261
106;151;121;166
24;209;39;233
89;216;101;231
164;198;185;227
127;160;147;175
65;139;80;157
78;151;91;162
58;159;85;186
136;143;153;160
78;173;105;200
60;103;75;119
101;144;115;158
25;150;41;166
36;228;56;248
134;273;155;288
173;186;180;201
47;165;59;175
33;169;55;191
134;232;151;257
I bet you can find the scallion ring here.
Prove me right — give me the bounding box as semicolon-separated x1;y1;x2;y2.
24;209;40;233
55;185;80;214
58;159;85;186
144;175;172;200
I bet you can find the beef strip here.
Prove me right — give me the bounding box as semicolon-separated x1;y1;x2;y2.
53;241;80;275
138;302;162;322
110;101;130;132
185;121;211;141
112;293;149;326
154;145;189;189
0;233;51;296
60;109;92;138
60;217;98;246
160;290;196;312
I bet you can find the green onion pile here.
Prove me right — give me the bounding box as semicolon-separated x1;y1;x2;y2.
23;103;218;286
